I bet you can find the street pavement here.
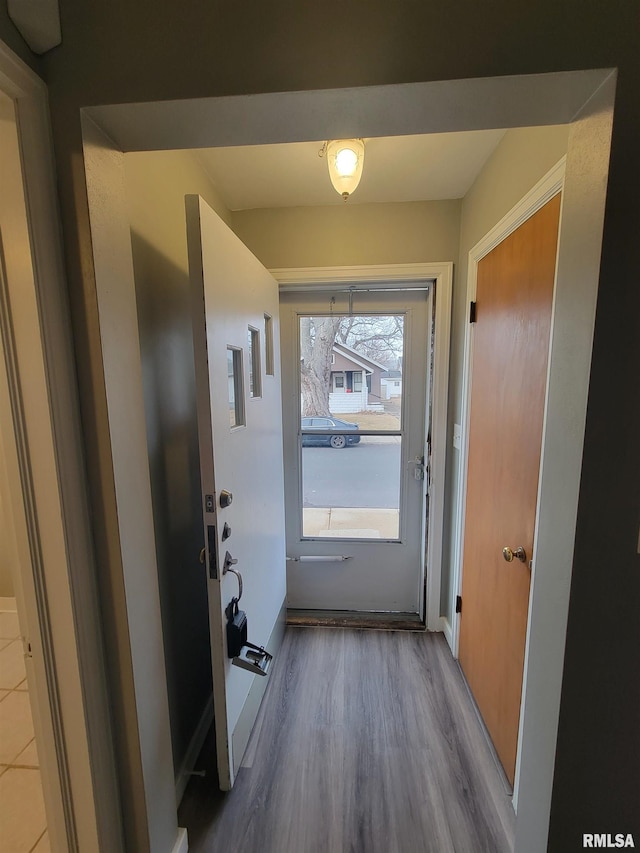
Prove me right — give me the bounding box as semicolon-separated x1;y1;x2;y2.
302;440;401;509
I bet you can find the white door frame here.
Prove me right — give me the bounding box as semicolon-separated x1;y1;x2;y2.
0;40;123;852
451;158;566;810
77;69;614;852
273;263;452;629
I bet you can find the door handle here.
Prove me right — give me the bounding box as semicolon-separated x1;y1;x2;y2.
223;551;243;600
502;546;527;563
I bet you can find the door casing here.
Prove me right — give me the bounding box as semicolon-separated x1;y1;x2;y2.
274;263;451;628
0;41;122;852
79;71;614;852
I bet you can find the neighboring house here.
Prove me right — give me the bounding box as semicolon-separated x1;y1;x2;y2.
329;342;386;412
380;369;402;399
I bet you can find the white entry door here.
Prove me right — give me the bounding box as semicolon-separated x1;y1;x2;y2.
186;195;286;790
280;287;431;614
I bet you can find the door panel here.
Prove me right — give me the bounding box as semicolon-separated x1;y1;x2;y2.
458;194;561;785
186;195;286;789
280;289;431;613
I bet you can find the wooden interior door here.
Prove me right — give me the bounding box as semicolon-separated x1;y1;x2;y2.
186;195;287;789
458;194;561;786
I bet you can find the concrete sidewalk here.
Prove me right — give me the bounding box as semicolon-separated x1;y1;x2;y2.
303;507;399;538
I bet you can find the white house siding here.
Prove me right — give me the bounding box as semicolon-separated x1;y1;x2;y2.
329;390;368;413
380;378;402;399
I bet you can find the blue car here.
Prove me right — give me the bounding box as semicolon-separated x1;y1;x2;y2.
301;417;361;449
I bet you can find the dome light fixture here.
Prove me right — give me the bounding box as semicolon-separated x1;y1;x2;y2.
320;139;365;201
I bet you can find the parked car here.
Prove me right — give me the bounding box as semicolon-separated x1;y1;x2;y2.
301;416;361;449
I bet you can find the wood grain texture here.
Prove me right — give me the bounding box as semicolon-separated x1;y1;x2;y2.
458;195;561;785
287;609;423;630
179;628;515;853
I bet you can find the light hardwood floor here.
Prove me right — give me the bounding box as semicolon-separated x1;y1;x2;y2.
179;628;515;853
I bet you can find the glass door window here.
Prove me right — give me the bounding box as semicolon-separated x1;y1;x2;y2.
300;314;405;540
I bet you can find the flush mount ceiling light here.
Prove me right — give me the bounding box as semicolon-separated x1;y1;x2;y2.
319;138;365;201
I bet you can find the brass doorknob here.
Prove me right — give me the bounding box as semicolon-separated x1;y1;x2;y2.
502;546;527;563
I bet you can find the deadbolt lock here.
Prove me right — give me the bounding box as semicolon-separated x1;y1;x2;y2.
502;546;527;563
219;489;233;508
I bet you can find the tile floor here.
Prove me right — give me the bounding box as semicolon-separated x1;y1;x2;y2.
0;600;49;852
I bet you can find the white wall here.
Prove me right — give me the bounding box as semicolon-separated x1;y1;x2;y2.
232;199;461;268
329;390;369;413
123;150;231;783
82;118;177;853
125;150;232;243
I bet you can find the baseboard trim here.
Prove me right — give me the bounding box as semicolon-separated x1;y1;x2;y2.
175;695;214;806
456;659;514;800
442;616;454;652
172;827;188;853
232;599;286;776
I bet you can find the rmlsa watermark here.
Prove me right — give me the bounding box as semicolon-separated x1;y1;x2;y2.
583;835;635;848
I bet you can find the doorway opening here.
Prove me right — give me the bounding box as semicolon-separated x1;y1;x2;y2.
279;276;450;621
0;44;122;850
80;69;615;852
0;340;50;853
453;164;566;796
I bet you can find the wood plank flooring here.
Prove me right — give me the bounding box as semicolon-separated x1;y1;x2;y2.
178;628;515;853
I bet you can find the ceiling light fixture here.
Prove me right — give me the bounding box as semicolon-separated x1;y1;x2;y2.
319;138;365;201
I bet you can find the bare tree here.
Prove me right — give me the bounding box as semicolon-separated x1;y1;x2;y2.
300;316;342;416
300;314;404;416
336;315;403;367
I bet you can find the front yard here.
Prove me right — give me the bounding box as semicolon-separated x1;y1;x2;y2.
336;411;401;430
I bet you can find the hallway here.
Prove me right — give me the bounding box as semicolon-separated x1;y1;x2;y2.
179;628;515;852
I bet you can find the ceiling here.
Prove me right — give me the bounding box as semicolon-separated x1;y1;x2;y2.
195;129;506;211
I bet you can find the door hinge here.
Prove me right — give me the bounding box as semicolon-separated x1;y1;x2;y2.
455;595;462;614
469;301;477;324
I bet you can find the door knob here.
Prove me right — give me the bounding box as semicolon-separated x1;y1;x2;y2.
502;546;527;563
219;489;233;508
